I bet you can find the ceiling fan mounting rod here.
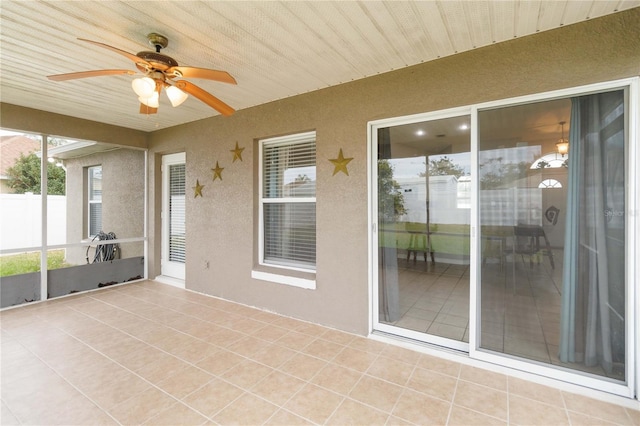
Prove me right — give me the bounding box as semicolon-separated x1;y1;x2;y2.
147;32;168;53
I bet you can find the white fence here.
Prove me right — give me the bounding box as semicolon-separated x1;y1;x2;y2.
0;194;66;250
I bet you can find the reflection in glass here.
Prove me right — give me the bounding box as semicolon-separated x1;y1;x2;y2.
478;92;626;382
377;116;471;343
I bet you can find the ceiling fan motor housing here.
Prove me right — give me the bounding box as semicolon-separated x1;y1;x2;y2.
135;33;177;73
136;51;179;70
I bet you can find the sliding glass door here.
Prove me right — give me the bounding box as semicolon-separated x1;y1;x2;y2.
371;78;636;396
478;90;628;382
374;112;471;350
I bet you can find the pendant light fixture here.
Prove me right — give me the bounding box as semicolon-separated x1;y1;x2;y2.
556;121;569;157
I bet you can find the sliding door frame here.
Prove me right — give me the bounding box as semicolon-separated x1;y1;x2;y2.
470;78;637;399
368;77;638;399
369;106;472;353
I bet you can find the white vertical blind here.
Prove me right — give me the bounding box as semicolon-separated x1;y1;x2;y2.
169;163;186;263
261;132;316;269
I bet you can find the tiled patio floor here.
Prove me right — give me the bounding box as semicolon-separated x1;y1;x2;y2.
1;281;638;425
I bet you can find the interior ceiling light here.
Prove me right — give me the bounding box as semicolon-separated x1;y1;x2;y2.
556;121;569;157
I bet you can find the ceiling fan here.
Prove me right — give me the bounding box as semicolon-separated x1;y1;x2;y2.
47;33;236;116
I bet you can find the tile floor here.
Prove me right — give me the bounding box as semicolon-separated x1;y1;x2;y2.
1;281;638;425
384;248;623;381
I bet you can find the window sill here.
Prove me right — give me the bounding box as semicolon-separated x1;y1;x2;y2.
251;270;316;290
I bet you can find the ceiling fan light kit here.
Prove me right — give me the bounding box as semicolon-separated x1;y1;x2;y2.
132;77;156;98
165;85;189;107
47;33;236;116
139;92;159;108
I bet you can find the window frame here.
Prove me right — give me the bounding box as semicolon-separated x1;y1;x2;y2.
87;165;102;238
258;131;317;274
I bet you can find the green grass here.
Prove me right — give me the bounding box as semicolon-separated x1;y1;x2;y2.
0;250;70;277
379;221;470;255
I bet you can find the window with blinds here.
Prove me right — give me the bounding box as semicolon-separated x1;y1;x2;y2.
169;163;186;263
260;132;316;270
88;166;102;237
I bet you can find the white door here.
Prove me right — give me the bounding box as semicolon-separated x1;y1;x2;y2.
161;153;186;283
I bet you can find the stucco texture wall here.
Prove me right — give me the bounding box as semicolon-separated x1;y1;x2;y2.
65;148;146;265
0;104;147;150
147;9;640;335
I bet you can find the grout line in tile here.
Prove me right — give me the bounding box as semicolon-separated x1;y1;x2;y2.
449;403;511;425
4;281;637;426
5;320;125;425
386;350;422;423
99;286;355;425
59;300;246;423
444;361;462;425
506;374;513;426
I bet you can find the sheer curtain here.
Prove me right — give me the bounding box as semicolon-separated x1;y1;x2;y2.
378;128;400;323
559;90;626;375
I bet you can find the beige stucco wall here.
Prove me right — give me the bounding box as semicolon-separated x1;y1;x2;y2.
65;148;146;265
147;9;640;334
0;104;147;149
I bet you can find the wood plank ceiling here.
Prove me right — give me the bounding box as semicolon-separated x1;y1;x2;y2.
1;1;638;132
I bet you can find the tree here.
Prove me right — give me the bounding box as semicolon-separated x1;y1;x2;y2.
479;157;531;189
419;156;466;178
378;160;406;223
6;153;66;195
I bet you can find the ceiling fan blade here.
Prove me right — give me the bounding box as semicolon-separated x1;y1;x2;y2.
140;103;158;115
174;80;235;116
78;38;150;66
167;66;237;84
47;69;136;81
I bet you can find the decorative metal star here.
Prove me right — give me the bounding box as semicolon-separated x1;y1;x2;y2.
329;148;353;176
212;161;224;181
192;179;204;198
230;141;245;162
